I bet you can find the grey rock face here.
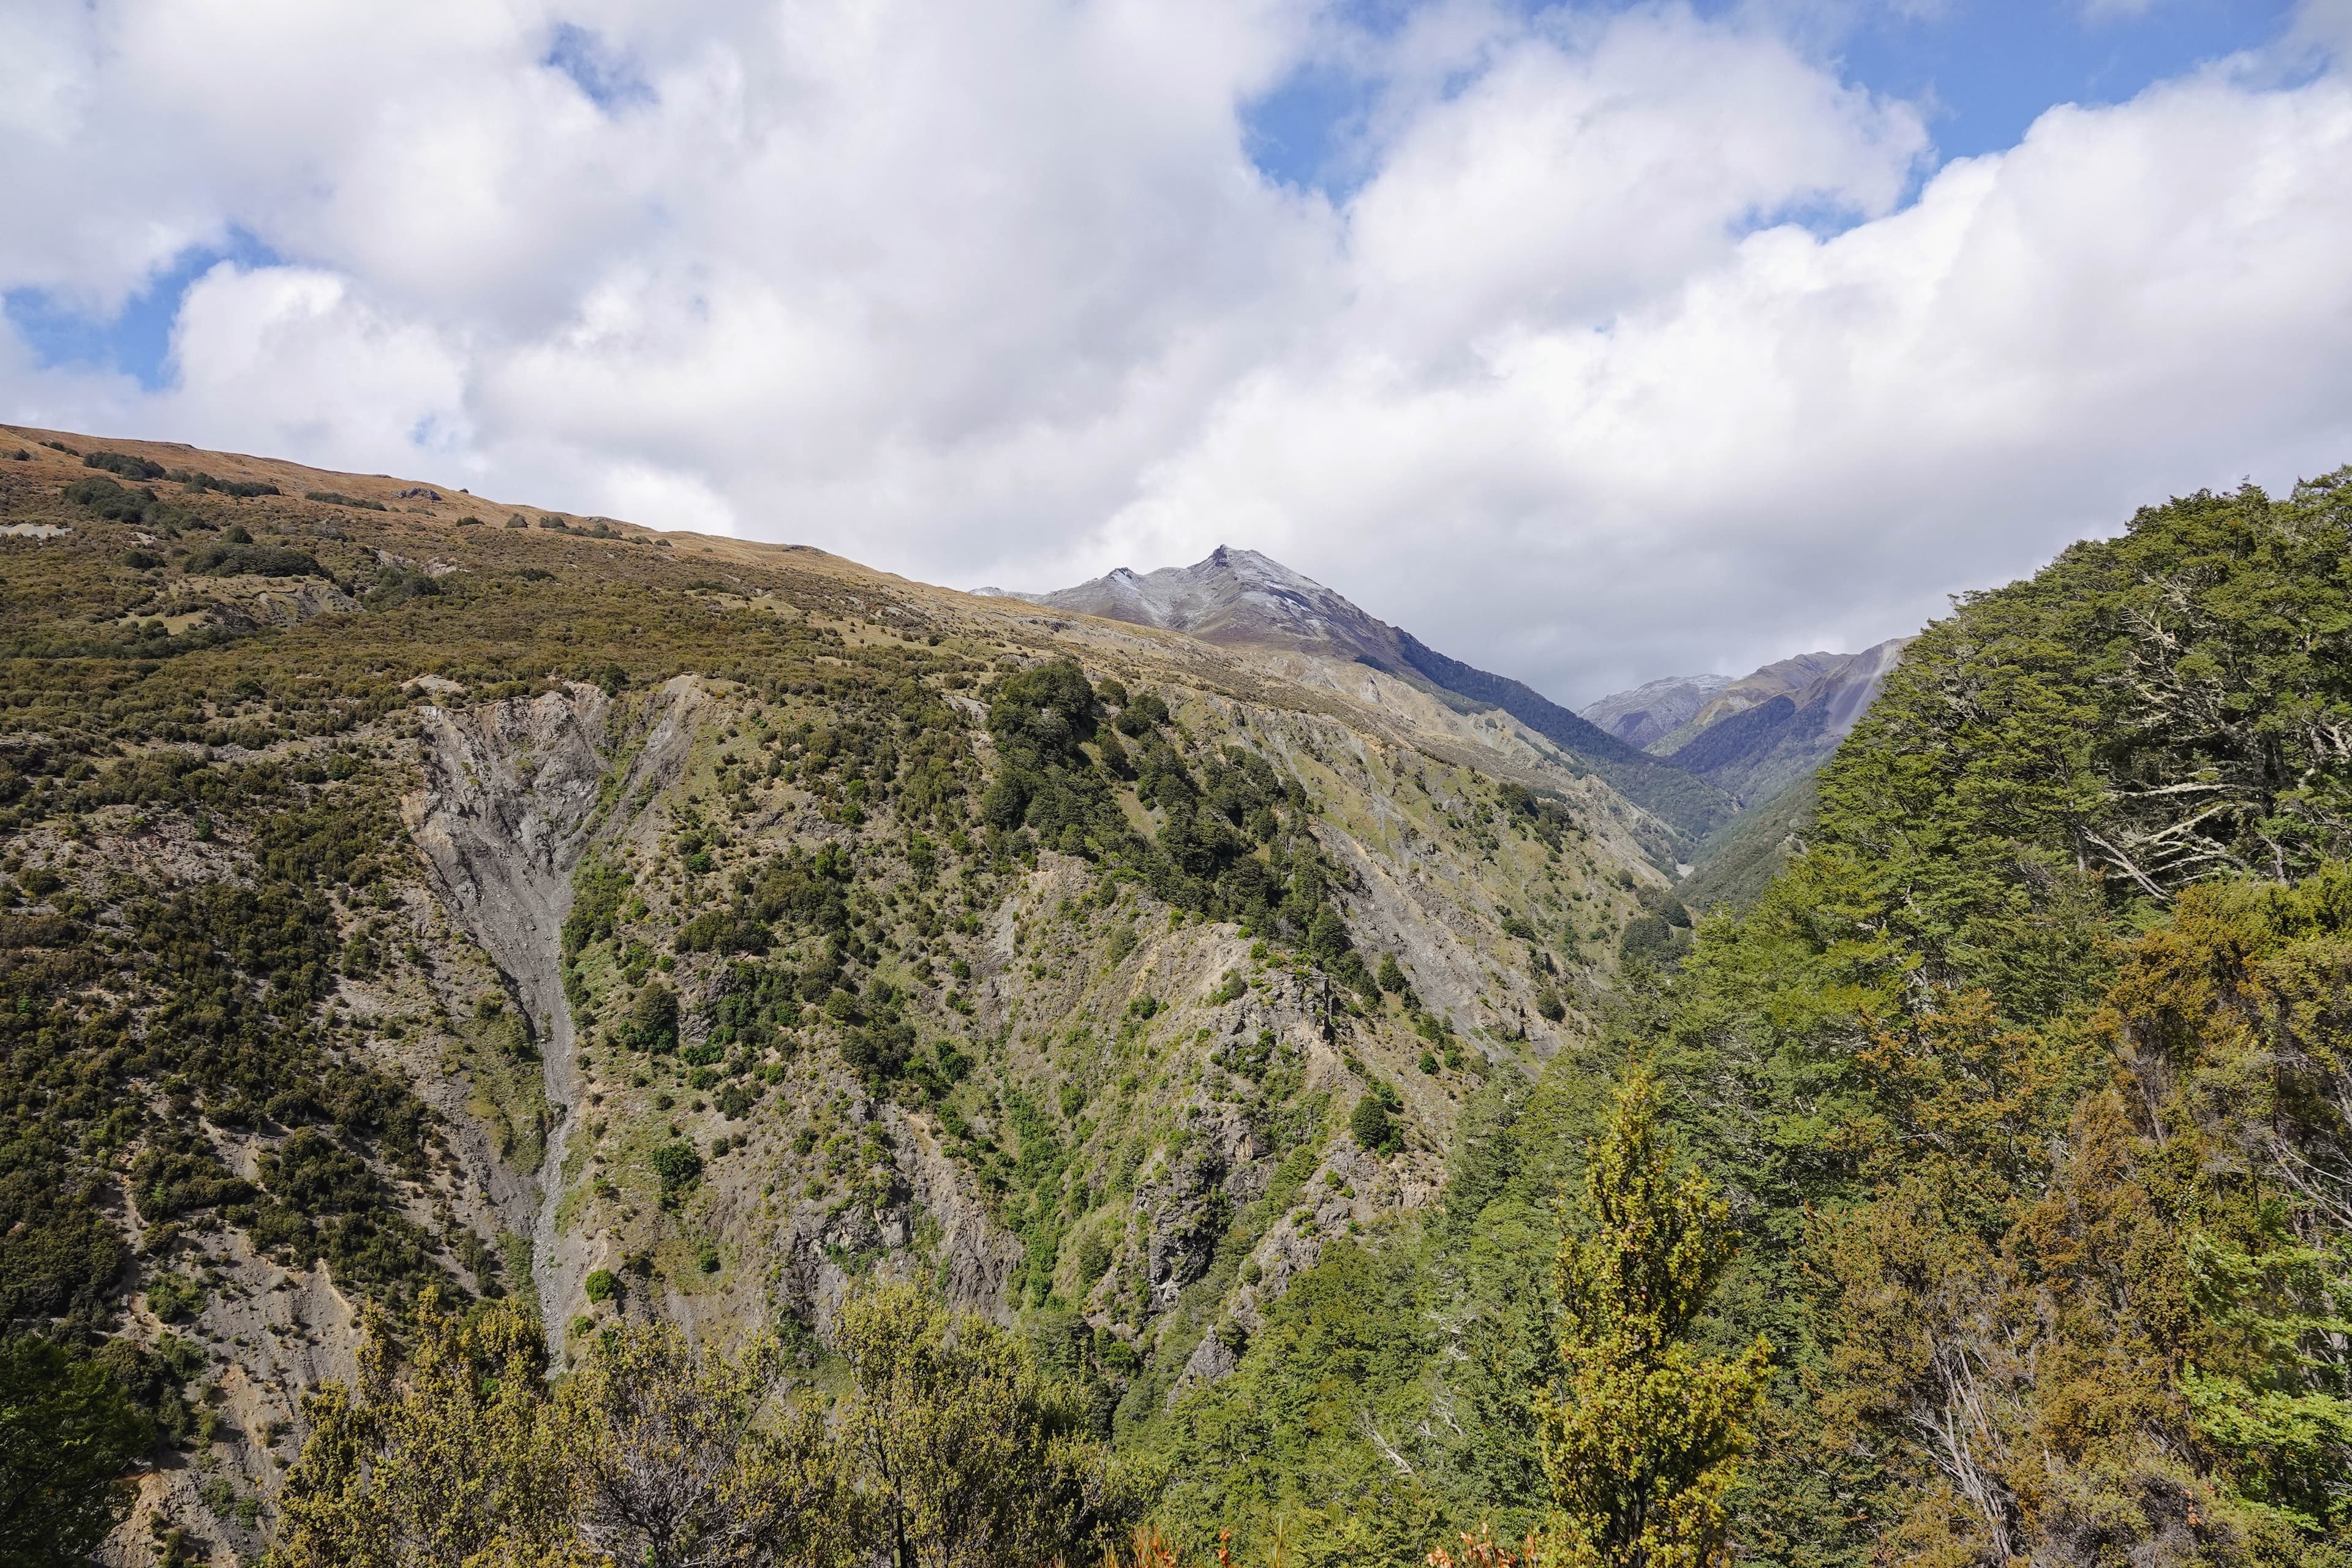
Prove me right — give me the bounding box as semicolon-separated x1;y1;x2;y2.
1003;545;1419;672
1167;1327;1241;1409
404;677;704;1360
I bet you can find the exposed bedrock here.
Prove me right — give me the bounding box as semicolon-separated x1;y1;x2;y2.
404;677;703;1355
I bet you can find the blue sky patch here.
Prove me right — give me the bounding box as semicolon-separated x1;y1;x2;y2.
1245;61;1379;198
1242;0;2301;204
4;230;281;392
1838;0;2300;165
545;21;654;112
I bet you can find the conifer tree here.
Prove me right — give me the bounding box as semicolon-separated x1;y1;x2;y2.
1537;1069;1770;1568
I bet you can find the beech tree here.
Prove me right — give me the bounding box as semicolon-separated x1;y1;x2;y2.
1537;1069;1770;1568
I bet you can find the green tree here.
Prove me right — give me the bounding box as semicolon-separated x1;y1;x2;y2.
629;982;681;1052
652;1140;705;1204
832;1280;1127;1568
1537;1070;1769;1568
561;1319;837;1568
1351;1084;1401;1156
0;1335;150;1568
264;1294;585;1568
2177;1232;2352;1536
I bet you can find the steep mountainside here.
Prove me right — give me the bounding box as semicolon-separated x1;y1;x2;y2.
998;547;1736;845
1141;470;2352;1568
1576;673;1730;749
0;429;1670;1563
1629;473;2352;1568
1670;773;1818;913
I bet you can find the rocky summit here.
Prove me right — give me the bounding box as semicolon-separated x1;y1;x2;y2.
997;547;1740;847
984;546;1404;667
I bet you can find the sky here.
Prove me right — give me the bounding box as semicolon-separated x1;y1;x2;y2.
5;1;2350;707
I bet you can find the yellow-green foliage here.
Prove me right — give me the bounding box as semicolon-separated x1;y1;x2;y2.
1536;1070;1769;1568
832;1281;1135;1566
266;1294;592;1568
265;1284;1121;1568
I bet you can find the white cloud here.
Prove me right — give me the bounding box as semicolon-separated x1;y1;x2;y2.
1340;9;1928;346
1100;49;2352;696
162;263;472;473
4;0;2350;704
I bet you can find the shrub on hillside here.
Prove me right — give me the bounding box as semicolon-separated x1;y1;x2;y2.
303;490;386;511
61;475;151;521
83;450;164;480
181;472;279;497
363;567;440;609
185;543;327;579
1351;1081;1403;1156
649;1141;703;1203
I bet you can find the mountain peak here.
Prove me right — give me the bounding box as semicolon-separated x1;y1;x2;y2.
1003;546;1391;657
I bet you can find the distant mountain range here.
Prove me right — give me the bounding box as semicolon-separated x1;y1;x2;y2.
1579;674;1732;750
1582;639;1908;807
981;547;1739;843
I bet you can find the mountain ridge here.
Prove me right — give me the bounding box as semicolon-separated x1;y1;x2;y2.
992;546;1737;844
1579;637;1909;809
1660;636;1907;803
